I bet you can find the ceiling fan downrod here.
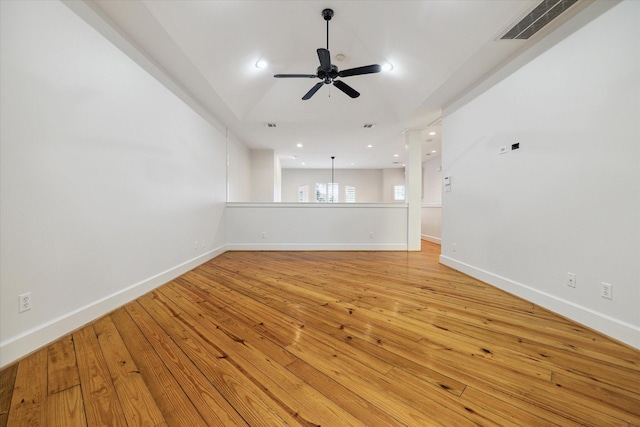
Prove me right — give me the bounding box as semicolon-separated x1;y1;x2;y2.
322;8;333;50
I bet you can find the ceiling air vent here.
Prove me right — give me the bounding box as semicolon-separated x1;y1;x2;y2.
264;123;277;128
501;0;579;40
363;123;375;128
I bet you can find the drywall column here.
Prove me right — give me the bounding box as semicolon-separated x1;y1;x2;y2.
251;149;277;202
405;130;422;250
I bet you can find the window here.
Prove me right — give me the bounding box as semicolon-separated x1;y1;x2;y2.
298;185;308;202
315;183;326;203
315;183;339;203
328;183;339;203
393;185;405;201
345;186;356;203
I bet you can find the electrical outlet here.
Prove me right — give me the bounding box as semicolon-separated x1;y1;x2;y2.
369;232;374;239
567;272;576;288
261;232;266;239
194;241;198;250
19;292;31;313
601;282;612;300
499;146;507;155
453;243;457;252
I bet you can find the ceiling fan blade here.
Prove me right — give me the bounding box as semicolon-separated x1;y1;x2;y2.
338;64;381;78
274;74;317;78
333;80;360;98
302;82;324;100
317;48;332;72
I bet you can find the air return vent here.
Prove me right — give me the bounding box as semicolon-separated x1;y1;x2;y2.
501;0;579;40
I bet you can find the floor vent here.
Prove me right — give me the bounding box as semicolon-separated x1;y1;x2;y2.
501;0;579;40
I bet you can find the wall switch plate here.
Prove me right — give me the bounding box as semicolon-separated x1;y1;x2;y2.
567;272;576;288
19;292;31;313
601;282;612;300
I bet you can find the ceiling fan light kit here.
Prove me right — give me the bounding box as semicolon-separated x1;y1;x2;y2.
274;8;381;100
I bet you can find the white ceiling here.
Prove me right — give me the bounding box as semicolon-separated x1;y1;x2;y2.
88;0;578;169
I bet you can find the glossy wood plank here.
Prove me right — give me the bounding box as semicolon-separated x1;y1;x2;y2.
109;307;209;427
0;364;18;427
47;335;80;395
73;325;127;427
137;292;298;426
47;385;86;427
123;302;249;427
92;316;165;427
1;241;638;426
154;286;367;426
6;348;48;427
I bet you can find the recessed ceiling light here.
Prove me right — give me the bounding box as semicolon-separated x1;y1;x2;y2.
290;155;297;159
429;131;436;136
296;143;303;148
393;154;399;157
301;162;306;166
381;62;394;72
367;144;373;148
432;150;437;153
350;163;355;166
255;59;268;69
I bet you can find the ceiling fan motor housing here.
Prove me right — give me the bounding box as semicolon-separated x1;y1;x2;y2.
322;8;334;21
318;65;339;84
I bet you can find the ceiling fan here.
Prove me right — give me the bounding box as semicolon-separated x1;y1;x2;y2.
274;8;381;100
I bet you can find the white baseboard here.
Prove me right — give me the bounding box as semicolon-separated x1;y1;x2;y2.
0;245;227;369
226;243;408;251
439;255;640;350
421;234;441;244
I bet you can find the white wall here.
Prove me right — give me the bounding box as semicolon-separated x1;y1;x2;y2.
382;168;406;203
422;156;442;243
441;1;640;349
0;1;229;367
281;169;383;202
227;131;251;202
251;150;274;201
250;149;281;202
227;203;408;250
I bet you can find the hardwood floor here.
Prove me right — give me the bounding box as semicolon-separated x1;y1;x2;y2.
2;241;639;426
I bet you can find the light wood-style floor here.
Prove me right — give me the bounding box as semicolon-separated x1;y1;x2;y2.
1;241;639;426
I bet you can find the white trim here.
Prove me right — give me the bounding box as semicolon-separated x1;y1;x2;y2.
0;245;226;369
421;203;442;208
421;235;442;245
226;202;408;209
226;243;408;251
439;255;640;350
